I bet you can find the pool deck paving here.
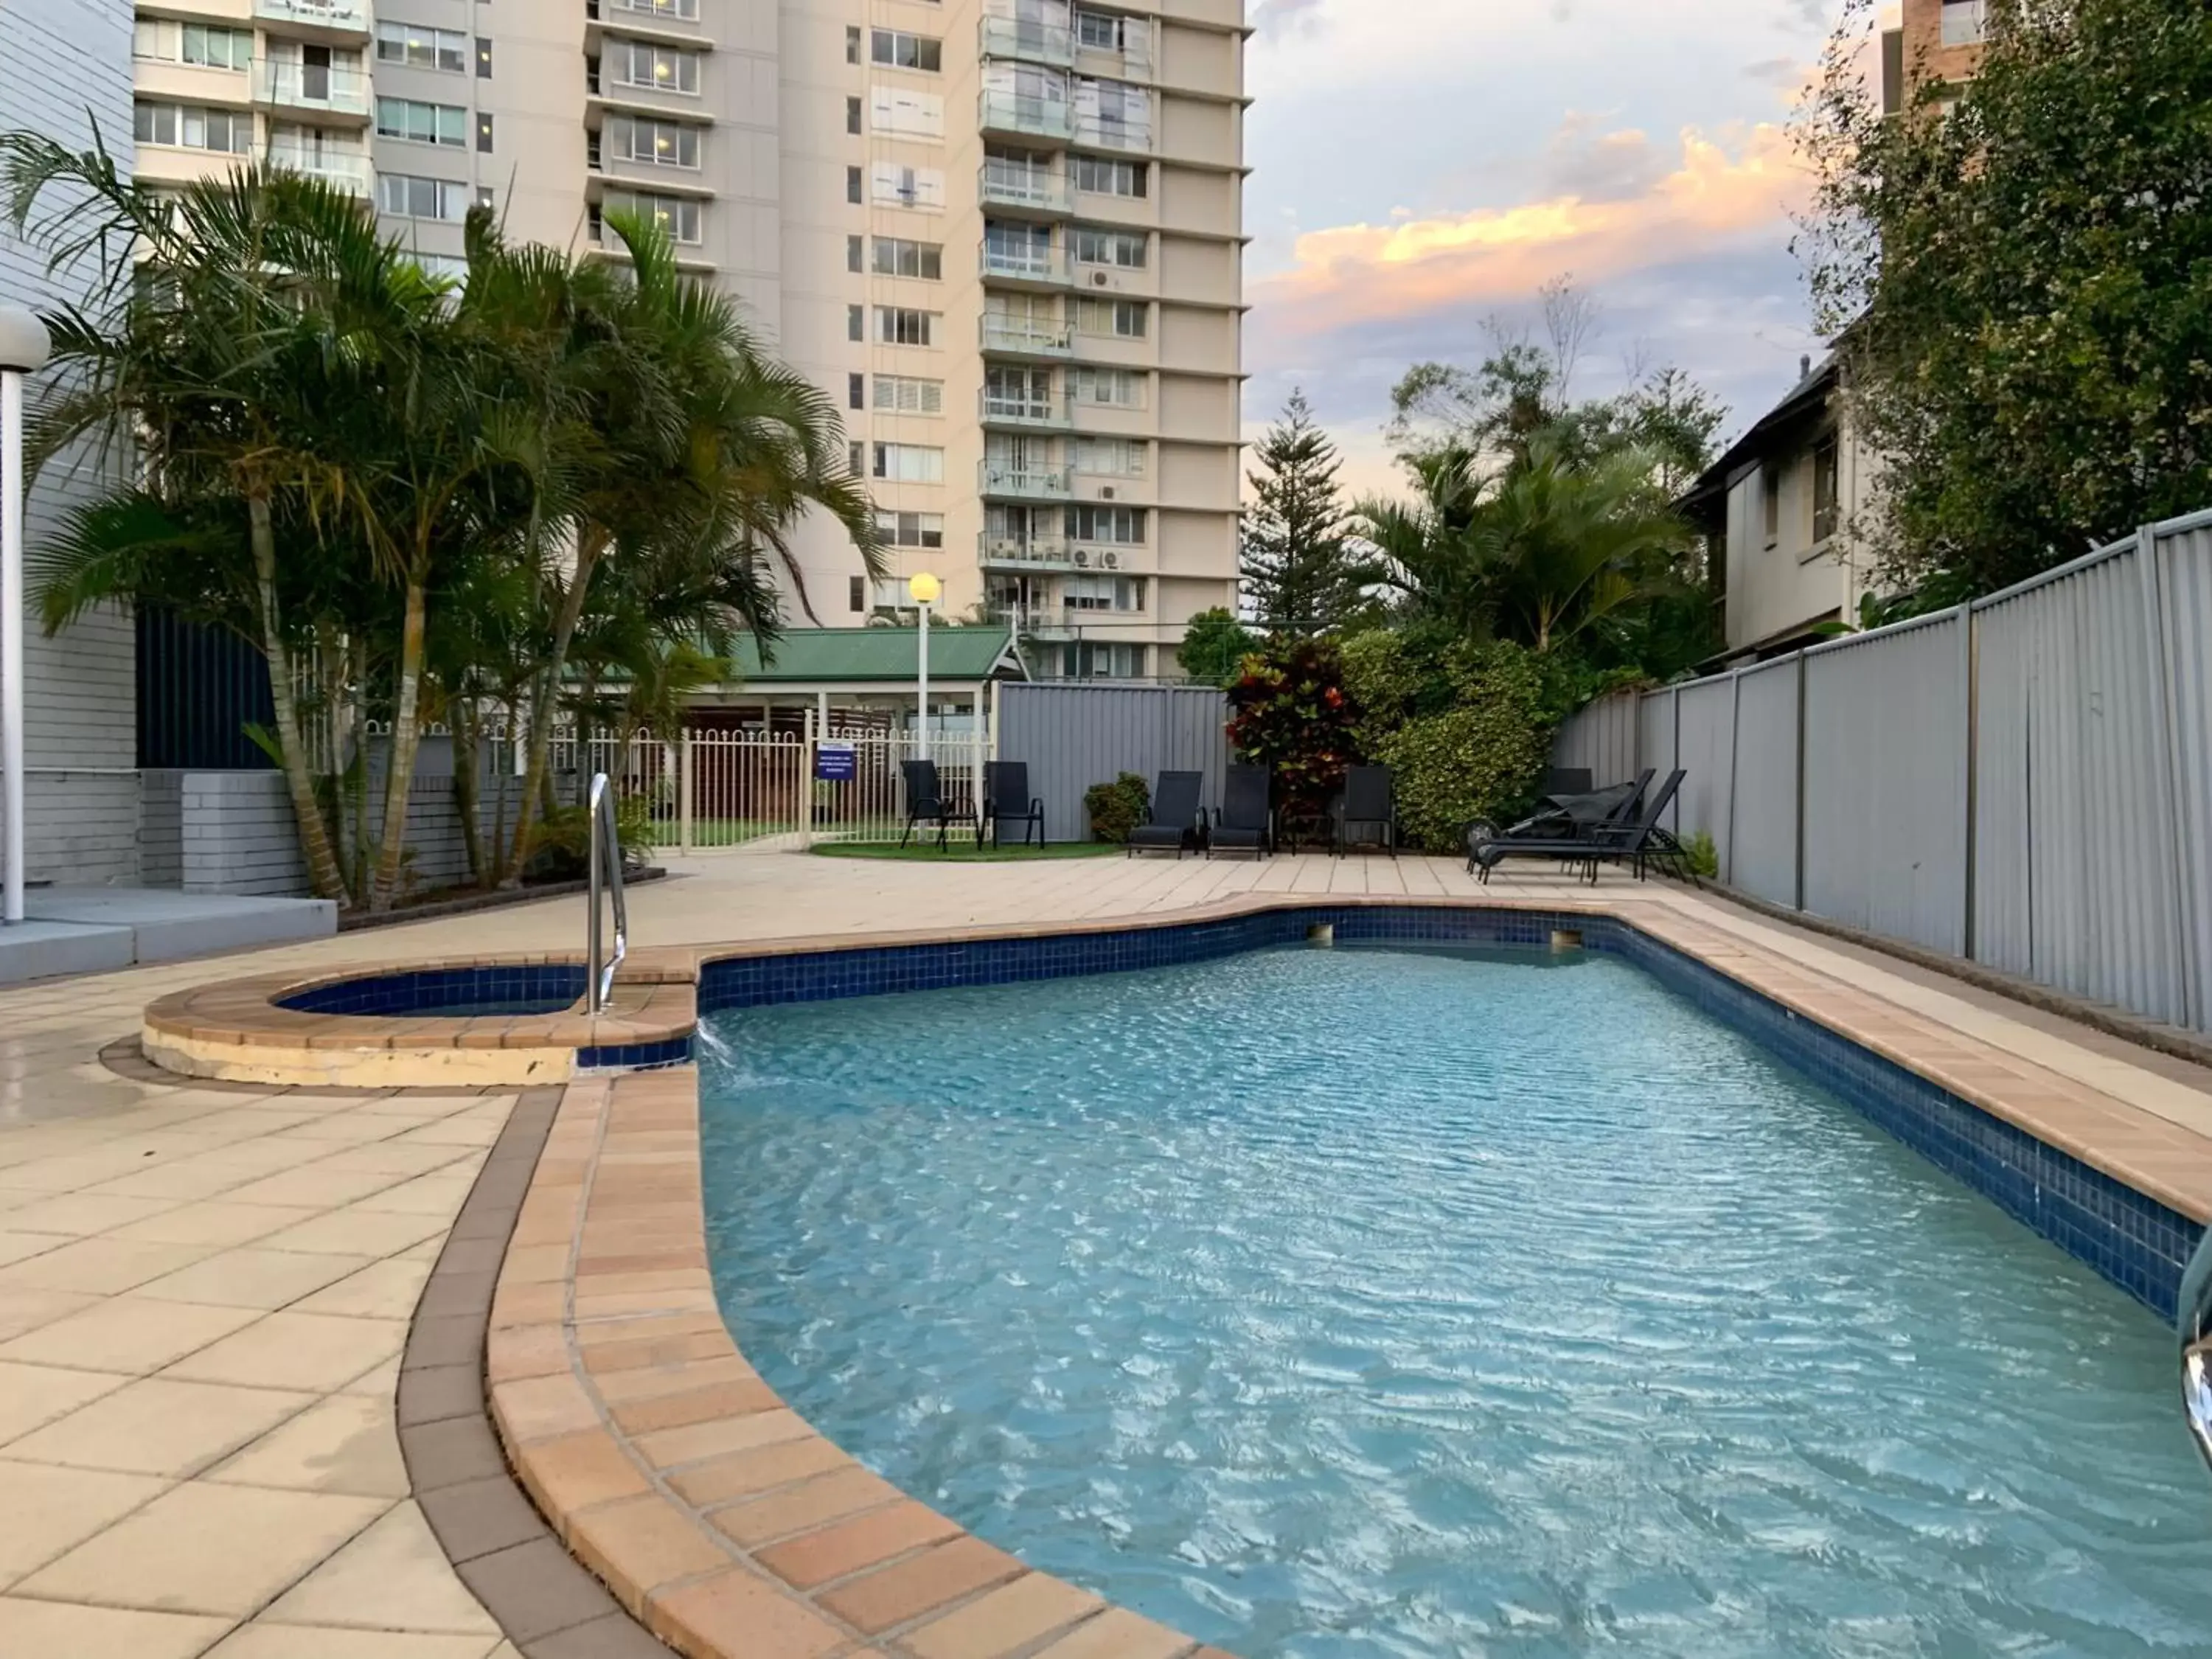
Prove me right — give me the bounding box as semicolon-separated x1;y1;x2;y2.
1;850;2209;1658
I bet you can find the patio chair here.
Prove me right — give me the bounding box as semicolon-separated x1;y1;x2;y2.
1332;765;1397;858
898;759;979;851
981;761;1045;849
1206;765;1273;860
1472;769;1689;886
1126;771;1206;858
1464;767;1655;874
1542;767;1595;796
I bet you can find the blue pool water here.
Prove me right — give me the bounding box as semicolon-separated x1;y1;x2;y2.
698;945;2212;1658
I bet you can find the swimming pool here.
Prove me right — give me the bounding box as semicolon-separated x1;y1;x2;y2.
700;942;2212;1658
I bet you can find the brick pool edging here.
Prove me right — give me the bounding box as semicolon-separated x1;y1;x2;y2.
442;893;2212;1659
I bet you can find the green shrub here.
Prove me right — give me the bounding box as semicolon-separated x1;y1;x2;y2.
1682;828;1719;880
1083;772;1150;843
1177;607;1260;687
1360;640;1556;851
1225;637;1362;814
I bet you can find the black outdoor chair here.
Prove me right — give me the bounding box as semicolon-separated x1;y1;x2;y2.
1542;767;1595;796
1332;765;1397;858
1473;769;1690;886
981;761;1045;849
1206;765;1273;860
898;758;978;850
1465;767;1655;874
1126;771;1206;858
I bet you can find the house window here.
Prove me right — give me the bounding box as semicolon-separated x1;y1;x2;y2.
846;97;862;134
1074;298;1147;338
1071;155;1146;198
1761;464;1781;548
607;116;701;169
1069;367;1145;409
602;189;702;244
874;306;939;347
375;21;467;72
872;237;943;279
1062;642;1143;680
378;173;470;220
618;0;700;18
609;41;700;94
1065;574;1146;612
872;443;945;484
873;375;945;414
870;29;942;72
848;373;865;411
1065;504;1147;543
133;101;252;153
376;97;468;147
846;26;861;64
847;304;865;341
1074;437;1145;476
1812;435;1841;544
1071;227;1147;268
874;510;946;549
133;20;253;69
850;575;867;613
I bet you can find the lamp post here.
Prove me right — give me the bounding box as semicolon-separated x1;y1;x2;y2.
908;571;940;762
0;306;50;927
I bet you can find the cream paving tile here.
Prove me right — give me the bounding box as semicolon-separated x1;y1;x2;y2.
337;1355;400;1399
0;1231;65;1267
212;1166;417;1211
83;1161;267;1203
348;1173;477;1217
251;1207;451;1259
271;1114;426;1147
0;1296;265;1375
207;1627;502;1659
301;1144;474;1180
205;1393;409;1499
0;1360;131;1444
107;1203;324;1250
17;1481;389;1617
290;1258;433;1321
0;1597;230;1659
0;1193;181;1237
5;1376;316;1476
386;1119;503;1150
0;1461;170;1586
0;1237;218;1295
0;1288;100;1342
259;1502;498;1635
135;1248;379;1311
162;1312;408;1394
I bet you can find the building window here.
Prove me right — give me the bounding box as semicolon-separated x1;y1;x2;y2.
1074;297;1147;338
872;443;945;484
476;37;493;77
1812;435;1841;544
873;374;945;415
869;86;946;138
1074;437;1145;477
1065;574;1146;612
617;0;700;18
848;304;865;341
874;307;939;347
606;116;701;169
1072;227;1147;268
1075;10;1147;56
1066;504;1147;544
846;167;863;204
1062;642;1144;680
846;234;863;272
378;173;470;221
375;22;467;72
133;20;252;69
871;164;945;209
871;237;942;280
875;510;946;549
1761;463;1781;548
1077;77;1152;147
850;440;864;474
609;41;701;95
1071;155;1146;198
602;189;702;244
377;97;468;147
850;575;867;613
846;26;862;65
870;29;942;72
848;373;865;411
846;96;862;134
1069;367;1145;409
476;113;495;152
133;101;251;153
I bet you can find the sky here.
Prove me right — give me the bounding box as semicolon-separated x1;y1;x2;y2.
1238;0;1876;499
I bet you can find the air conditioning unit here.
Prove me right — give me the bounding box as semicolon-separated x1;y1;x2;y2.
1102;551;1119;570
1089;271;1111;288
1099;485;1116;501
1073;549;1090;568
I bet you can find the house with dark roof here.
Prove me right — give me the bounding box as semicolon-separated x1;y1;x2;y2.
682;627;1030;737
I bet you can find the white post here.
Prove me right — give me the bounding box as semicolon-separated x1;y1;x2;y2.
679;729;695;856
917;600;931;763
1;364;27;925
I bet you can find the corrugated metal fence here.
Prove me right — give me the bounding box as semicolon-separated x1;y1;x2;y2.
1551;509;2212;1034
997;682;1232;843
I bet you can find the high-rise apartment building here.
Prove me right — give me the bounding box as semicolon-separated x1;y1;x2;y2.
128;0;1249;680
1882;0;1987;114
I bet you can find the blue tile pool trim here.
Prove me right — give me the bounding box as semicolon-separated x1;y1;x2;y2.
697;905;2203;1321
577;1035;695;1074
278;964;588;1018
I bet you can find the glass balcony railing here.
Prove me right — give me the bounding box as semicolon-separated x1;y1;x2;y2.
254;0;372;33
979;462;1074;499
980;163;1071;215
980;391;1072;428
979;535;1074;568
980;15;1074;67
978;91;1074;142
267;147;372;193
1074;119;1152;154
981;243;1070;285
981;316;1075;357
254;60;371;116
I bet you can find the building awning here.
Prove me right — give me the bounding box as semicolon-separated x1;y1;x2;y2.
698;627;1029;698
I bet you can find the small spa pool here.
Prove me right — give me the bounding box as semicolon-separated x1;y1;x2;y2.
699;944;2212;1658
277;964;585;1019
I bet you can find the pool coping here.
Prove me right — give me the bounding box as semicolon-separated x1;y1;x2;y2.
450;891;2212;1659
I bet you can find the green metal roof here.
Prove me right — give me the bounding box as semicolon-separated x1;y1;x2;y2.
727;627;1024;684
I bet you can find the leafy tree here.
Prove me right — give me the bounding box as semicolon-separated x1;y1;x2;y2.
1239;391;1377;632
1799;0;2212;594
1225;637;1362;815
1175;607;1257;685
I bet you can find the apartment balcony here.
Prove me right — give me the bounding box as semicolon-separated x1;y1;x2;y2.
1074;36;1153;80
1020;605;1151;641
266;146;372;195
979;15;1074;69
980;391;1073;431
978;91;1073;144
980;243;1071;290
980;162;1071;218
254;0;372;41
979;462;1073;501
978;535;1074;570
254;60;372;121
980;316;1075;360
1073;119;1152;155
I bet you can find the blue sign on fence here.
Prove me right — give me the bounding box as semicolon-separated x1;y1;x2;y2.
814;742;857;783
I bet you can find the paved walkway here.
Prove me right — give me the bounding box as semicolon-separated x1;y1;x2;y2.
2;850;2209;1657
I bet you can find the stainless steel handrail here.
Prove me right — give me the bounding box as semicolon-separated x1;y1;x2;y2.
587;773;627;1015
2181;1229;2212;1474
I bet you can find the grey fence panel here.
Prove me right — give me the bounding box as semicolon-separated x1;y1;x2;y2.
1551;691;1640;785
1638;690;1679;827
1673;678;1736;869
1801;612;1969;955
1730;658;1801;905
2158;522;2212;1031
1973;542;2191;1025
998;683;1231;841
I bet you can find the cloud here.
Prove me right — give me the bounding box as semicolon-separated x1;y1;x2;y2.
1248;119;1812;347
1251;0;1325;38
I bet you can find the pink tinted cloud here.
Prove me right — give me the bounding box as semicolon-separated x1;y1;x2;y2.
1251;121;1812;343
